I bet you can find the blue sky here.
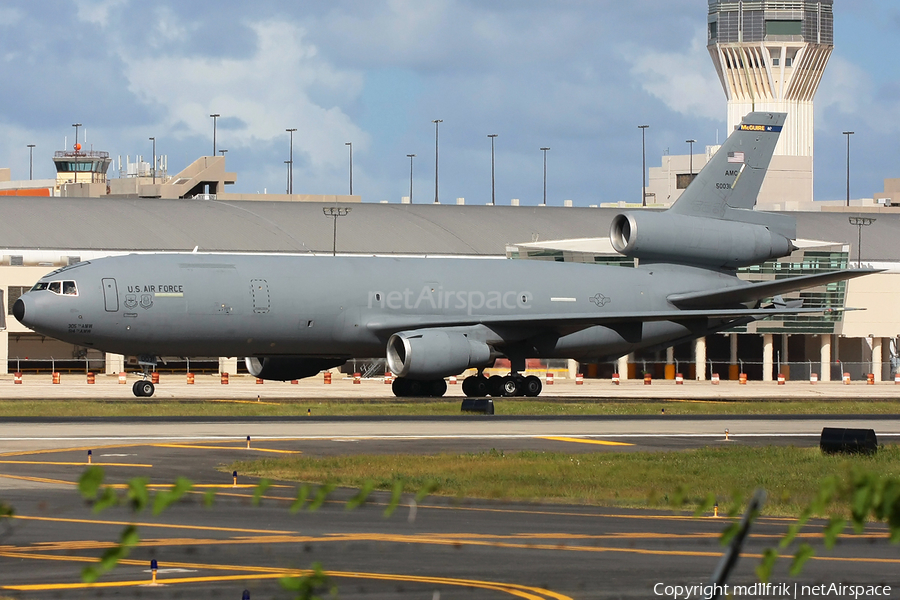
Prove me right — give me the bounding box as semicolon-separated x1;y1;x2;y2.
0;0;897;206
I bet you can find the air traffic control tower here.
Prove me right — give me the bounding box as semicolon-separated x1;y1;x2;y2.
707;0;833;158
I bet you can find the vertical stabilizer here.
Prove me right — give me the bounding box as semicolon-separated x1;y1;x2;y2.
669;112;786;219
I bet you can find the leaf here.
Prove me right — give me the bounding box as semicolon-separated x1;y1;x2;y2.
152;477;193;516
789;543;815;576
279;562;335;599
756;548;778;583
78;466;105;500
126;477;150;512
308;483;335;512
414;480;439;503
383;480;405;518
823;517;846;550
203;488;216;507
80;525;140;583
252;479;272;506
719;522;741;546
694;492;716;517
93;486;119;514
290;484;311;513
346;480;374;511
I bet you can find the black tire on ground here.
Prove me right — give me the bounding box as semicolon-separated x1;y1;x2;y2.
132;380;144;397
522;375;542;397
501;376;520;397
136;380;154;397
488;375;504;397
428;378;448;397
470;376;490;397
392;377;409;397
405;379;425;397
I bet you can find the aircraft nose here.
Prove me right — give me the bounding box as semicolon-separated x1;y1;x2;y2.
13;296;28;324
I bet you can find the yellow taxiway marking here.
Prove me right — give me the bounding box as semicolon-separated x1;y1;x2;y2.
0;473;75;486
11;514;296;535
540;436;633;446
152;443;299;453
0;460;152;467
0;443;145;458
207;398;283;405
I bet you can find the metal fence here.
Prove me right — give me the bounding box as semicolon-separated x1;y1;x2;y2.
607;359;895;382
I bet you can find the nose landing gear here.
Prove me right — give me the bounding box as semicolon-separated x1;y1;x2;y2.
133;379;155;397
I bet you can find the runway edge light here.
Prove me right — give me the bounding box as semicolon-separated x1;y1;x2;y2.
150;559;158;585
243;590;250;600
233;470;238;487
246;435;251;449
87;450;92;464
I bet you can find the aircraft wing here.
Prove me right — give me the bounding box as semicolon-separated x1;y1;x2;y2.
365;306;831;335
666;268;880;309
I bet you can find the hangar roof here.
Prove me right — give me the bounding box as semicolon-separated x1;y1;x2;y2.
1;196;897;259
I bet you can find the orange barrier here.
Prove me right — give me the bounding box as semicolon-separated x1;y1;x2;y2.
13;372;22;384
711;373;720;385
575;373;583;385
546;372;554;385
810;373;818;384
612;373;620;385
187;372;195;384
643;373;651;385
87;373;95;384
151;372;160;384
843;372;851;385
52;372;60;384
256;378;264;384
119;371;127;384
449;375;457;385
221;372;229;385
777;373;785;385
384;372;393;384
867;373;875;385
675;373;683;385
291;380;299;384
323;372;332;384
353;373;361;384
739;373;747;385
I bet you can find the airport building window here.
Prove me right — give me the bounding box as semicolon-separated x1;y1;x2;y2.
676;174;696;189
6;286;28;315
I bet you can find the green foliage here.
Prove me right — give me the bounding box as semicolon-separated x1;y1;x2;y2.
279;562;337;600
290;484;311;513
346;480;374;511
152;477;193;516
383;479;405;518
251;478;272;506
81;525;140;583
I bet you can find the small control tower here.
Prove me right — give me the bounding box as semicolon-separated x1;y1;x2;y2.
707;0;833;157
53;135;112;187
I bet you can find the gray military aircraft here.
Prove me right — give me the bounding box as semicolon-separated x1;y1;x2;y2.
14;112;872;398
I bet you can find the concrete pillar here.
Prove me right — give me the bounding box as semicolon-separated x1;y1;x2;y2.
616;355;629;380
873;337;883;382
105;353;124;375
781;334;789;379
219;356;238;375
729;334;739;380
566;359;578;380
665;346;675;379
694;337;706;381
762;334;774;382
0;330;7;375
819;335;831;382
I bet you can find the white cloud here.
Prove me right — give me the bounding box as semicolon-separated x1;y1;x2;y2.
628;30;723;121
120;20;368;170
73;0;127;28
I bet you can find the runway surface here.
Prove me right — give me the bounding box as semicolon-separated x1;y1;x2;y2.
1;414;899;598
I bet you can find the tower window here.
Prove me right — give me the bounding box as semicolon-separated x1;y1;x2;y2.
765;20;801;36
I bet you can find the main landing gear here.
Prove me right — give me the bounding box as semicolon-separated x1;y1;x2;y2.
461;372;542;398
392;377;448;398
132;379;155;397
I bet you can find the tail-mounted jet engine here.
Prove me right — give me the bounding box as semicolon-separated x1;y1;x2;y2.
387;329;492;379
610;211;794;269
245;356;347;381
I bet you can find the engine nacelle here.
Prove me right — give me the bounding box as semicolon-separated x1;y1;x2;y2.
244;356;346;381
609;211;795;269
386;330;492;379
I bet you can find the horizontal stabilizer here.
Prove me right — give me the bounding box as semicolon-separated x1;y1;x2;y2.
667;269;880;309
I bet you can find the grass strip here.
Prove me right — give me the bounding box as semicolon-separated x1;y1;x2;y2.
1;399;900;418
230;445;900;516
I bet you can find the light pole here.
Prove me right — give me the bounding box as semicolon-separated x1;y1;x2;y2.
284;160;290;195
540;147;550;206
210;114;220;156
407;154;415;204
345;142;353;195
149;137;156;184
638;125;649;206
432;119;442;204
286;128;297;195
843;131;854;207
27;144;35;180
849;216;876;268
686;139;696;179
72;123;82;152
219;149;227;157
323;207;352;256
488;134;498;205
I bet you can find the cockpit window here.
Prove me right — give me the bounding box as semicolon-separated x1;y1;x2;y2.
41;280;78;296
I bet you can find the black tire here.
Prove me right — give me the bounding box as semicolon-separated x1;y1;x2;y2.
136;381;154;397
470;376;490;397
428;379;447;397
461;376;475;397
500;376;520;397
392;377;408;397
522;375;542;397
488;375;504;397
405;379;425;397
132;380;144;397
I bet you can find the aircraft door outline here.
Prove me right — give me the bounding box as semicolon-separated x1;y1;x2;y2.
251;279;270;314
102;278;119;312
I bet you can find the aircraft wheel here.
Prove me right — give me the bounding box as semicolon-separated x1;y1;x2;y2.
392;377;409;397
488;375;505;397
461;376;474;397
463;375;489;397
500;376;520;397
522;375;542;397
405;379;425;397
428;378;447;397
133;380;154;397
